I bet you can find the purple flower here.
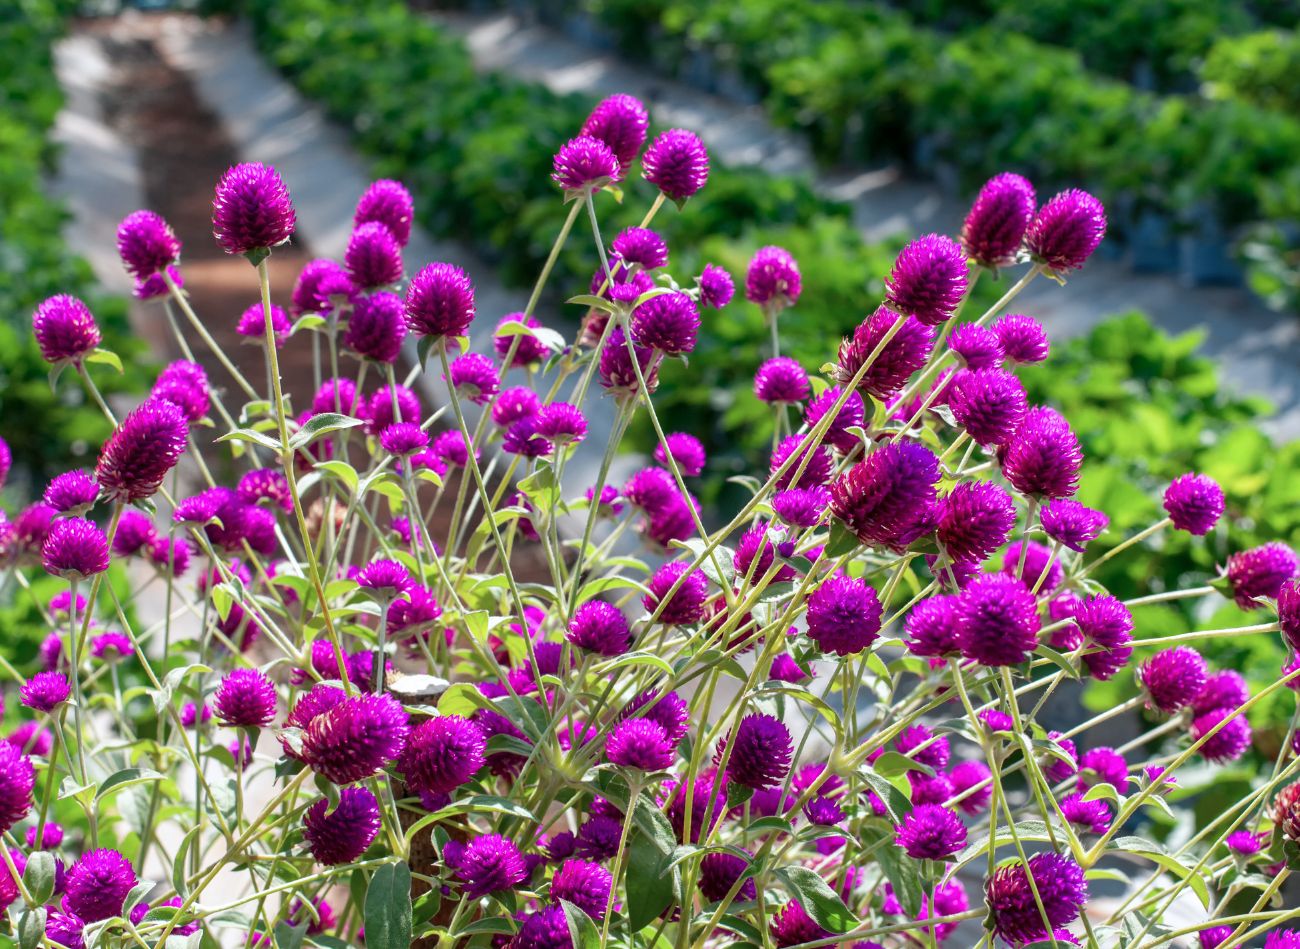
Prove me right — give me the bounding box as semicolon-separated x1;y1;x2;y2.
938;481;1015;563
654;432;706;477
948;368;1028;447
117;209;181;283
896;804;966;860
238;469;292;514
1026;189;1107;272
503;417;553;458
21;671;69;713
297;692;409;784
313;378;359;416
42;518;109;581
153;360;211;423
1041;498;1108;552
830;442;940;550
1044;732;1079;784
886;234;969;326
0;437;8;491
804;386;866;455
493;387;542;429
1000;406;1083;499
1002;540;1064;594
292;259;350;315
806;575;883;656
699;851;756;902
949;323;1005;370
745;246;801;309
304;786;381;866
575;814;623;859
770;900;829;948
400;714;486;795
630;291;700;356
754;357;810;405
664;770;725;843
716;713;792;790
994;313;1050;364
644;561;708;625
535;402;588;445
551;859;613;921
494;314;552;369
582;94;649;174
111;511;157;559
957;574;1041;666
698;263;734;308
622;690;690;745
834;306;935;399
896;724;950;770
96;398;189;502
431;430;475;469
443;352;499;406
1227;543;1299;609
46;910;86;949
65;849;136;922
32;295;101;365
91;631;134;662
552;135;620;193
44;471;99;517
772;486;830;528
950;759;992;815
979;709;1015;733
380;422;430;457
1226;830;1264;856
1075;595;1134;680
606;718;676;771
906;595;961;657
212;162;296;257
1191;707;1253;763
769;652;810;683
643;129;709;201
611;227;668;270
214;668;277;727
405;262;475;340
1079;746;1129;792
1139;647;1209;713
236;301;291;347
181;701;211;729
1162;473;1225;536
365;384;421;435
986;852;1087;946
0;742;33;834
1061;791;1111;835
354;179;414;246
961;173;1036;268
455;834;528;898
567;601;631;656
770;434;834;491
344;291;407;363
1267;932;1300;949
598;326;658;400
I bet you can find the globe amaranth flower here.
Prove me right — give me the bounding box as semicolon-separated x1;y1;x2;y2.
291;258;350;315
444;351;500;406
896;723;950;770
1061;791;1111;835
754;357;810;404
1265;932;1300;949
21;670;69;713
770;434;834;491
698;851;756;903
598;326;658;400
654;432;706;477
886;234;969;327
304;785;381;865
313;377;359;416
0;741;34;834
552;135;620;193
492;387;542;430
153;359;211;423
42;518;109;581
994;313;1050;365
1026;189;1107;272
805;574;883;656
1078;746;1129;793
431;429;475;469
908;772;952;807
213;668;277;727
834;306;935;399
716;713;792;790
365;384;421;435
354;178;414;246
745;245;801;309
1074;594;1134;680
297;692;409;784
961;172;1036;268
770;900;829;948
96;398;189;502
399;714;486;796
575;814;623;859
581;93;649;174
1227;542;1299;609
550;858;613;921
1000;405;1083;499
734;526;796;584
949;323;1004;370
236;301;291;347
344;290;407;363
630;291;699;356
606;718;676;771
830;442;941;550
801;388;864;457
405;261;475;340
1040;498;1108;553
454;833;528;898
567;600;631;656
32;295;101;365
979;709;1015;733
664;769;726;843
44;471;99;517
897;804;967;860
905;594;961;657
90;631;134;663
949;759;993;815
986;852;1087;946
948;368;1027;447
380;422;430;458
1226;830;1264;856
494;313;552;368
503;417;553;459
0;437;8;491
769;651;810;683
698;263;734;309
772;486;831;529
535;402;588;445
1191;707;1252;763
1003;540;1064;594
622;690;690;744
1138;647;1208;714
956;574;1041;666
643;561;708;625
1042;732;1079;784
1163;473;1225;536
611;226;668;270
65;848;137;922
212;162;296;257
937;480;1015;563
117;209;182;283
643;128;709;201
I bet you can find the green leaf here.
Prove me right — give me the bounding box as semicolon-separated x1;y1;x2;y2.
559;899;602;949
97;767;165;800
173;824;202;897
215;427;283;453
273;921;308;949
876;843;925;918
1034;644;1081;679
826;518;859;557
17;906;45;949
291;314;327;334
23;851;55;904
364;862;413;949
289;412;364;449
85;348;123;373
856;767;910;822
314;460;359;493
566;294;618;313
1107;836;1211;909
872;751;933;778
625;831;676;929
775;866;857;933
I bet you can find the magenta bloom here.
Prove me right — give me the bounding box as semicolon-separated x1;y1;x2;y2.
754;357;810;404
830;442;940;550
994;313;1050;364
117;209;181;288
32;295;101;364
772;486;830;528
153;359;211;423
643;129;709;201
445;352;499;405
354;179;414;246
20;671;69;713
1061;791;1111;835
405;262;475;340
346;222;403;289
344;290;407;363
431;430;474;469
567;600;631;656
455;834;528;898
400;714;487;795
292;259;351;315
510;905;572;948
1163;473;1225;536
1041;498;1109;552
96;398;188;502
717;713;792;790
630;291;700;356
297;692;409;784
698;263;735;308
949;368;1028;447
1226;830;1264;856
770;434;834;491
212;162;296;257
304;786;381;866
1191;707;1253;763
654;432;706;477
896;723;950;770
612;226;668;270
835;306;935;399
365;384;421;434
622;690;690;744
503;417;553;458
950;759;992;815
313;377;359;415
1075;595;1134;680
65;849;136;922
986;852;1087;946
551;859;613;921
0;437;8;491
606;718;676;771
906;594;961;657
886;234;969;326
770;900;830;948
746;245;801;309
356;558;414;599
532;402;586;446
214;668;277;727
1139;647;1209;713
44;471;99;517
91;631;133;662
0;742;33;834
961;173;1036;268
1003;540;1064;594
1026;189;1107;272
552;135;620;193
380;422;430;457
956;574;1041;666
938;480;1015;563
582;94;649;174
493;313;552;368
493;387;542;429
1000;406;1083;499
805;575;882;656
897;804;966;859
949;323;1004;370
1281;580;1300;653
644;561;708;625
237;301;291;346
804;386;866;454
1227;543;1299;609
1193;673;1248;717
41;518;109;581
598;326;658;400
1044;732;1079;783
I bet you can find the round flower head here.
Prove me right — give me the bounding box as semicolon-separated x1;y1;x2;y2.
535;402;587;445
769;652;810;683
399;714;486;795
1266;933;1300;949
905;594;961;657
567;600;631;656
313;377;359;416
986;852;1087;946
551;859;613;920
896;723;950;770
292;259;350;315
44;471;99;517
938;480;1015;563
956;574;1041;666
1026;189;1107;272
598;326;658;400
664;769;726;843
431;430;475;469
503;417;553;458
643;128;709;201
1044;732;1079;783
32;295;101;365
297;692;409;784
772;486;831;529
237;301;291;347
380;422;430;458
1041;498;1108;552
698;263;734;309
1191;707;1252;763
979;709;1014;733
0;742;34;833
510;905;573;949
1227;543;1299;609
304;785;381;865
805;574;883;656
961;172;1036;268
91;632;134;662
830;442;941;550
994;313;1050;365
214;668;277;727
0;437;8;490
644;561;708;625
405;261;475;339
1075;594;1134;680
344;291;407;363
770;434;834;491
1061;791;1111;835
1000;405;1083;499
770;900;829;948
110;511;156;559
42;518;109;581
21;671;69;713
754;357;810;405
494;313;552;368
65;848;136;922
1273;781;1300;842
354;179;414;246
834;306;935;399
1079;747;1129;792
117;209;182;283
611;226;668;270
238;469;292;514
897;804;966;860
949;323;1005;370
948;368;1028;447
1163;473;1225;536
455;834;528;898
96;398;188;502
1138;647;1209;714
552;135;619;194
1226;830;1263;856
630;291;700;356
493;387;542;429
212;162;296;257
446;352;500;406
356;558;414;601
950;759;993;815
582;93;649;173
1279;579;1300;653
699;851;757;903
1194;672;1250;719
606;718;675;771
1002;540;1064;594
654;432;706;477
886;234;969;326
153;359;211;423
746;246;802;309
802;387;864;456
717;713;792;790
364;384;421;434
180;701;211;730
622;690;690;745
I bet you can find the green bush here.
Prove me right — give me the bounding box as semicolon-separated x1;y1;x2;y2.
1202;29;1300;113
